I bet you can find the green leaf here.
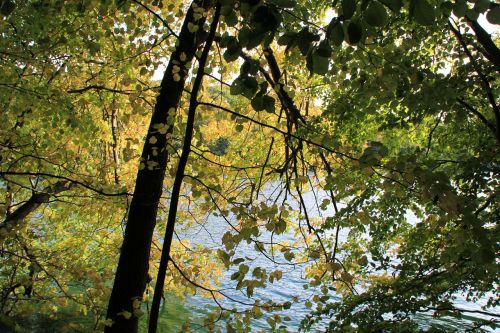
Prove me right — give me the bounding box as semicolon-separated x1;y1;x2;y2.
269;270;283;282
262;31;275;47
239;0;256;16
316;40;332;57
358;255;369;266
246;28;267;49
342;0;357;19
365;1;389;27
251;95;266;111
296;27;320;55
263;95;276;113
465;8;479;21
251;94;275;112
252;5;281;33
239;264;249;275
224;10;238;27
238;26;267;50
273;218;286;234
219;34;236;48
241;76;259;98
473;0;490;14
346;22;363;44
232;258;245;265
329;21;344;46
221;5;233;17
247;284;254;297
283;251;295;261
359;140;388;165
86;41;101;54
230;78;243;95
486;6;500;24
452;1;467;17
311;51;329;75
410;0;436;26
379;0;403;12
258;81;269;94
268;0;296;8
240;58;259;76
277;32;296;46
223;49;240;62
0;0;15;17
440;1;453;16
238;27;251;47
217;249;231;268
223;39;242;62
240;227;253;241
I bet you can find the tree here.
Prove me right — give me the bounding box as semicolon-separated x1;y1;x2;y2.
1;0;498;332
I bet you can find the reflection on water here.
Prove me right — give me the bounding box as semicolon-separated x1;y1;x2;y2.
148;184;499;332
139;293;205;333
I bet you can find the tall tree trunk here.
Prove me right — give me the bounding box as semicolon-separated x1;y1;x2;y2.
148;4;220;332
104;1;212;332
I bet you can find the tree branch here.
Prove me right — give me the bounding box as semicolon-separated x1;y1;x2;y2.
0;181;73;239
466;18;500;71
448;20;500;143
0;171;130;197
457;98;496;135
198;102;356;161
132;0;179;39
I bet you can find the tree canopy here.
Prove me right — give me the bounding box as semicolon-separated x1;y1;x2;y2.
0;0;498;332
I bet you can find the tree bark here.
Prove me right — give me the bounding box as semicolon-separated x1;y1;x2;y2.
104;1;212;332
148;4;220;332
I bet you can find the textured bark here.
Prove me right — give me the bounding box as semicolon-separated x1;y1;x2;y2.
148;4;220;332
104;1;212;332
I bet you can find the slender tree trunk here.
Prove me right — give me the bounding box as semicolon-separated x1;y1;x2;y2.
104;1;212;332
110;108;120;185
148;4;220;332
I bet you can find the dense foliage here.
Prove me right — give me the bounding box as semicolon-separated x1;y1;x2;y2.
0;0;498;332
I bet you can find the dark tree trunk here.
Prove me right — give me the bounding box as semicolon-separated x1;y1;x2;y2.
104;1;212;332
148;4;220;332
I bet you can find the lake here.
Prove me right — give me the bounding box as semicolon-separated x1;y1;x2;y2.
147;183;499;332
